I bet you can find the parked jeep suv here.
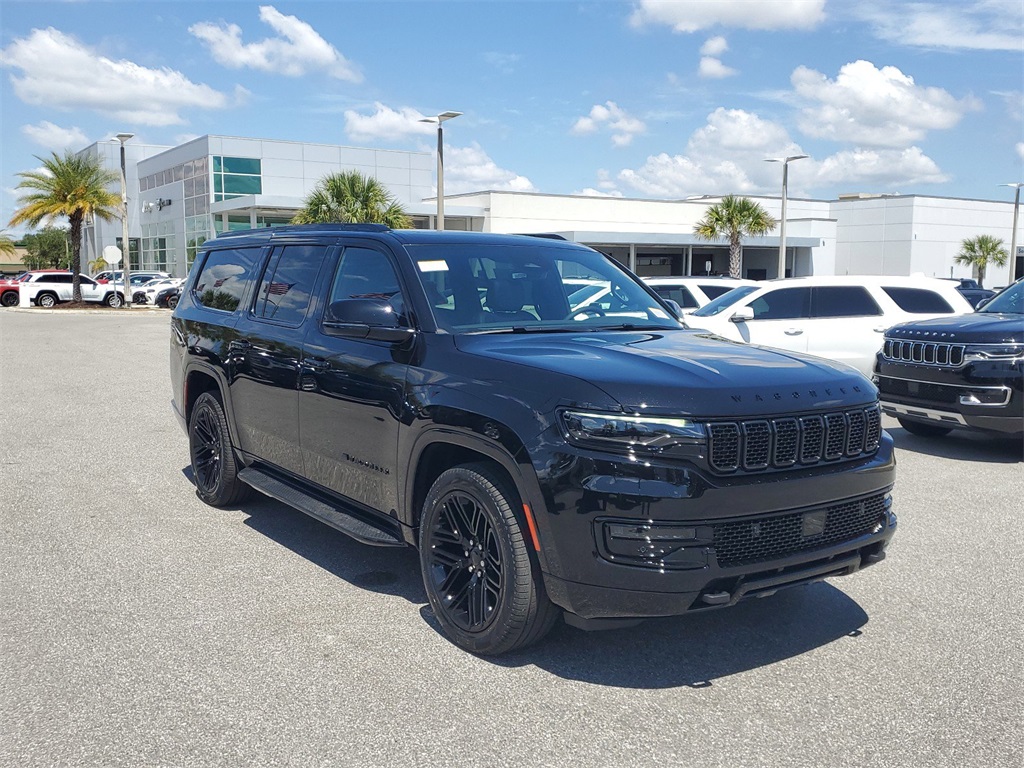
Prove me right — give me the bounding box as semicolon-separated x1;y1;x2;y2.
876;277;1023;437
170;225;897;655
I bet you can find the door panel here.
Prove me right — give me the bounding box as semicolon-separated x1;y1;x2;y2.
739;286;812;355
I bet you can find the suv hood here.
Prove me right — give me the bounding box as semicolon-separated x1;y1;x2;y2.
887;312;1024;344
456;330;875;418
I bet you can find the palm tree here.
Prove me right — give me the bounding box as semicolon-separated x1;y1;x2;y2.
293;170;411;228
955;234;1007;288
9;151;121;301
0;231;16;268
693;195;777;279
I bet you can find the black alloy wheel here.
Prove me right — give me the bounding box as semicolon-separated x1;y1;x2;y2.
1;291;18;307
419;463;557;655
167;294;179;309
188;391;251;507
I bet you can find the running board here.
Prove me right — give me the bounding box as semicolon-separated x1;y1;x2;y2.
238;467;405;547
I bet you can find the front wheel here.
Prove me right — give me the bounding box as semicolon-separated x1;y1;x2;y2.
167;294;179;310
188;391;251;507
897;417;952;438
419;463;557;655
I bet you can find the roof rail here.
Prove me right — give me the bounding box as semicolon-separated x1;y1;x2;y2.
517;233;568;240
214;223;392;240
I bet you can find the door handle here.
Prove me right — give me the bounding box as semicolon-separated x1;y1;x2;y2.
228;340;252;352
784;329;804;336
304;357;330;372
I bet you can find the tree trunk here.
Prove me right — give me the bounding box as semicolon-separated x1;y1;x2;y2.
70;213;83;302
729;237;742;279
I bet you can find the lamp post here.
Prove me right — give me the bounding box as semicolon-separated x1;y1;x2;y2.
765;154;808;279
1002;183;1023;282
419;111;462;230
115;133;134;307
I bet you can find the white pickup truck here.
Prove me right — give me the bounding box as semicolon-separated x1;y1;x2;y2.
18;271;126;308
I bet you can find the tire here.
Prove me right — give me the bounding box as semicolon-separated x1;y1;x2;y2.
188;391;252;507
133;292;147;304
419;463;558;655
1;291;18;307
106;292;124;308
897;416;952;438
167;294;179;310
37;292;57;308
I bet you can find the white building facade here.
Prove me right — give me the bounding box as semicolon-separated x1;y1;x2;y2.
77;135;1022;288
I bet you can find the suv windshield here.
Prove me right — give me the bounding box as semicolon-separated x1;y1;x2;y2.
690;285;760;317
978;279;1023;314
408;243;680;333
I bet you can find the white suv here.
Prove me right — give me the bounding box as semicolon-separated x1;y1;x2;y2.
684;275;973;377
643;276;757;314
20;271;126;308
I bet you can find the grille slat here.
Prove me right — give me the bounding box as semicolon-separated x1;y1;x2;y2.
709;406;881;474
712;494;888;567
883;339;965;368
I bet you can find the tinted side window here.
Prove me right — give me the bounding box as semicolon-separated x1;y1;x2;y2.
653;286;698;308
749;287;812;320
253;244;328;326
812;286;882;317
193;247;260;312
881;287;954;313
327;247;407;323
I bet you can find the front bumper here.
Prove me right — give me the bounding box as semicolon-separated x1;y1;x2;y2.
532;434;897;620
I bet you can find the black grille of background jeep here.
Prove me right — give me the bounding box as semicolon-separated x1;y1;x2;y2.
713;493;888;568
707;405;881;473
883;339;965;367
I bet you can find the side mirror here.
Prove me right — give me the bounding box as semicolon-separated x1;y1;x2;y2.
729;306;754;323
663;299;684;319
975;297;990;310
324;299;415;343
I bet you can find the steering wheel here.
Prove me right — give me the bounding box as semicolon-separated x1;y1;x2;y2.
568;306;607;319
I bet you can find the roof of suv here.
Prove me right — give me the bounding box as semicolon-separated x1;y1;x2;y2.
210;224;582;249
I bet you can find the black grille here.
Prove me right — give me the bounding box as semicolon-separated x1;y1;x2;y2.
878;377;960;405
708;406;881;473
712;494;889;568
883;339;965;367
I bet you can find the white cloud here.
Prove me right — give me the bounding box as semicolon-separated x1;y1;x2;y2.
189;5;361;81
612;107;950;198
700;36;729;56
343;103;436;143
855;1;1023;51
1;27;230;126
814;147;949;188
792;60;980;147
630;0;826;32
699;57;737;79
571;101;646;146
22;121;88;150
445;143;535;194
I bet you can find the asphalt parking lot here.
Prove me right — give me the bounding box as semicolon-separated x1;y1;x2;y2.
1;309;1022;768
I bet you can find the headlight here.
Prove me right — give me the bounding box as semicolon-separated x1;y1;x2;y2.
966;344;1024;360
560;410;706;452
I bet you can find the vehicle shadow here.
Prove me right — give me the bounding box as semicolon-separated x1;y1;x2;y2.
182;468;869;688
180;466;425;604
481;583;869;689
888;427;1023;463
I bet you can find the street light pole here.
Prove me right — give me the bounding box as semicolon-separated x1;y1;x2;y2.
1002;183;1023;282
766;154;808;279
115;133;134;307
419;111;462;230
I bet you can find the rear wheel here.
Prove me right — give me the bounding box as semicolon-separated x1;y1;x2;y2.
188;391;251;507
897;417;952;438
419;463;558;655
1;291;18;307
37;292;57;308
106;292;124;308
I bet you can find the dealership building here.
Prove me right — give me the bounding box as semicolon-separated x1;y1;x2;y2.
76;135;1023;287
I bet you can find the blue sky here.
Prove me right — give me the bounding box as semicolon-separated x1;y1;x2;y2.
2;0;1022;233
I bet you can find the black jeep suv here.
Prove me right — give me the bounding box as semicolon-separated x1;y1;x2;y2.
876;277;1023;437
170;225;896;655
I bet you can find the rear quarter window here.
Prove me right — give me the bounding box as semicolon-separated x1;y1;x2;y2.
881;287;954;314
192;247;261;312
